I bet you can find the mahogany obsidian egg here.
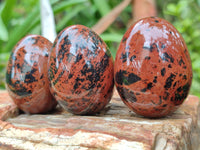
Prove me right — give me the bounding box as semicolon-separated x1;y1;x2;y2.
6;35;57;114
114;17;193;118
48;25;114;115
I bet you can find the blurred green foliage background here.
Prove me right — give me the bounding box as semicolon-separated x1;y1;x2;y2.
0;0;200;97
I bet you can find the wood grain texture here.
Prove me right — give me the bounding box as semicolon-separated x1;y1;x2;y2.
0;89;199;149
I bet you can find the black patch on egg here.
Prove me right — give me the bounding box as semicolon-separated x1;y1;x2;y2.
17;53;21;58
151;100;156;104
158;98;162;105
143;46;151;50
143;43;157;52
171;83;190;105
14;80;20;85
178;57;185;66
97;53;110;74
160;52;174;63
115;71;124;85
152;65;157;69
182;83;190;92
151;43;158;52
24;68;38;84
75;53;83;63
6;71;12;87
122;37;127;43
22;48;26;54
90;42;98;53
68;73;73;79
73;77;84;90
140;82;153;92
73;77;85;91
12;86;32;96
184;49;187;54
6;70;32;95
80;53;109;91
177;87;182;92
117;86;137;102
59;45;69;64
82;98;90;102
120;52;129;63
130;55;136;61
161;68;166;76
147;82;153;90
173;81;177;88
154;107;165;112
97;83;101;88
15;63;20;69
183;66;187;69
89;30;103;47
44;52;49;57
115;70;141;85
161;43;166;49
163;91;169;100
64;34;72;45
80;28;87;33
49;62;57;80
153;76;157;83
53;78;58;86
53;70;65;86
168;64;172;68
136;92;140;95
127;73;141;85
145;56;151;60
164;73;176;90
40;74;44;79
140;88;146;92
52;41;57;48
32;36;40;45
183;75;187;80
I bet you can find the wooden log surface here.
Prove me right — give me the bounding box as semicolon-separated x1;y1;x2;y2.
0;89;199;150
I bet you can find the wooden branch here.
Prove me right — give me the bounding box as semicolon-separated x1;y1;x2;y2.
92;0;132;35
40;0;57;42
132;0;157;22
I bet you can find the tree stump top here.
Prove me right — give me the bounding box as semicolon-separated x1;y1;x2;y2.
0;89;199;150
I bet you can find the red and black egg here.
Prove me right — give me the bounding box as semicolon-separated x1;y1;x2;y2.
6;35;57;114
114;17;193;118
48;25;114;115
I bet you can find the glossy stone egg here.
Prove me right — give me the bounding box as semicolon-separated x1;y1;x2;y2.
49;25;114;115
114;17;193;118
6;35;57;114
